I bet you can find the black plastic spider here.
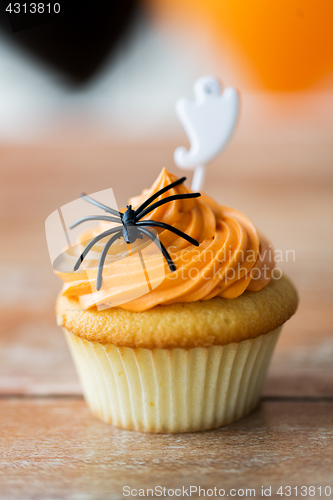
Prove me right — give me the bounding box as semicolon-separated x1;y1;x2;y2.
70;176;201;290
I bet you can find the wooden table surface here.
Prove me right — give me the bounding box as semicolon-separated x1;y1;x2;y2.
0;140;332;499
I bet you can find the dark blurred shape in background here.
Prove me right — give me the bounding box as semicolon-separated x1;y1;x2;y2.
0;0;139;84
0;0;332;143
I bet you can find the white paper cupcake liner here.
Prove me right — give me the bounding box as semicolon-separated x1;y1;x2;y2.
63;326;281;433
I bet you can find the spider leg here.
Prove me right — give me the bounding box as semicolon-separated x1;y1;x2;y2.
139;227;176;272
81;193;123;218
96;231;122;291
74;226;122;271
134;176;186;215
137;220;199;246
70;215;122;229
136;193;201;221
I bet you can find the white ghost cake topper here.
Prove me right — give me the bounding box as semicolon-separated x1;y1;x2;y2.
174;76;239;191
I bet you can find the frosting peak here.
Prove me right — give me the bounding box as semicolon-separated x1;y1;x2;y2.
56;169;274;311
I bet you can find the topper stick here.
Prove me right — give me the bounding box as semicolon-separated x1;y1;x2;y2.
174;76;239;191
191;164;205;193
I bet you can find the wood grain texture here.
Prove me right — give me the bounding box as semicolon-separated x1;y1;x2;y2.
0;398;332;500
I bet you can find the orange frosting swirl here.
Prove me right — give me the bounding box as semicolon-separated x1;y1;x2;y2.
56;169;274;311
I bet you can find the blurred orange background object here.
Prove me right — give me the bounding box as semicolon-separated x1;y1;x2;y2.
146;0;333;91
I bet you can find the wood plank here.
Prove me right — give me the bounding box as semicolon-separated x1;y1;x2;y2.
0;398;332;499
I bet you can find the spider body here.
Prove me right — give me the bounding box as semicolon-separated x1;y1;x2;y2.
70;177;201;290
122;205;142;244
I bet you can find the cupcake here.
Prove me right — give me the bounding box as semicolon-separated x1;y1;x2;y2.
54;168;298;433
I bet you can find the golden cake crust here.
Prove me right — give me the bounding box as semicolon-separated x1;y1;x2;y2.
56;274;298;349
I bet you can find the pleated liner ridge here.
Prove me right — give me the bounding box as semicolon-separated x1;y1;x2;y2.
64;327;281;433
